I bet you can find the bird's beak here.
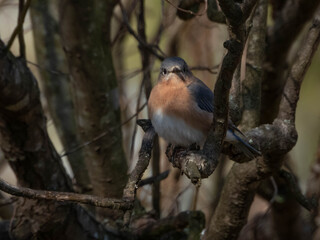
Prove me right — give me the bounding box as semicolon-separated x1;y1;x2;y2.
175;71;185;82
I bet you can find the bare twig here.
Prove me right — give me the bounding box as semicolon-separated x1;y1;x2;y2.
119;1;165;60
26;60;70;76
5;0;31;51
61;102;147;157
278;170;317;211
0;197;17;207
18;0;26;58
137;170;170;188
189;64;219;74
0;178;133;210
165;0;208;16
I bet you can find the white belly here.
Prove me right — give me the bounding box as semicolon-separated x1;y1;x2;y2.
151;109;205;146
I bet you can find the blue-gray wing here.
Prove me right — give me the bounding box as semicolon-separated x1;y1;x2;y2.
187;79;214;113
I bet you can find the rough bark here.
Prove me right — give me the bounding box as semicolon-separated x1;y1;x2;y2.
58;0;128;201
240;0;267;131
0;40;120;239
205;8;320;239
261;0;320;123
30;0;90;191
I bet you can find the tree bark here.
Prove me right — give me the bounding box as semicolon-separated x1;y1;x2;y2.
58;0;128;203
30;0;91;191
0;40;120;240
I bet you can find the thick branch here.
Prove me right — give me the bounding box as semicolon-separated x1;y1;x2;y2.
278;11;320;121
202;0;257;174
205;8;320;240
0;178;133;210
59;0;128;202
30;0;90;191
0;39;117;239
240;0;267;131
261;0;320;122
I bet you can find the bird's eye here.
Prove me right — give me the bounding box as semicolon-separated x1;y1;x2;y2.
162;69;167;75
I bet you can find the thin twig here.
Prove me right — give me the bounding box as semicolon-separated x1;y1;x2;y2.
18;0;26;58
137;170;170;187
5;0;32;52
165;0;208;16
26;60;70;76
189;65;219;74
0;197;17;207
119;1;165;60
61;102;147;157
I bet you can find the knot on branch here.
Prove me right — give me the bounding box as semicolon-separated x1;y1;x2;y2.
223;39;243;54
273;118;298;154
166;146;218;184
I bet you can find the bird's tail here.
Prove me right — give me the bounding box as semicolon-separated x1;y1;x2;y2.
227;129;261;159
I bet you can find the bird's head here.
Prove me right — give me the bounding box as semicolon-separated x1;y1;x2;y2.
159;57;191;82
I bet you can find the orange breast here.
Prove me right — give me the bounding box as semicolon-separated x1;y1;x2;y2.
148;76;212;134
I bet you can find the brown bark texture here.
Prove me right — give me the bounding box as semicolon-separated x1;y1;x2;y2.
0;0;320;239
58;0;128;200
0;40;120;239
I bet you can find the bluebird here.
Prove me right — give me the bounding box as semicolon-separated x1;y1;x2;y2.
148;56;261;158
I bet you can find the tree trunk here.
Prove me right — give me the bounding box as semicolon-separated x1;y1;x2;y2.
58;1;128;206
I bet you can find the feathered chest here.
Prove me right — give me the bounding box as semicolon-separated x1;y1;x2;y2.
148;80;212;146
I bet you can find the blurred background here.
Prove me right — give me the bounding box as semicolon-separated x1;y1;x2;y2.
0;0;319;224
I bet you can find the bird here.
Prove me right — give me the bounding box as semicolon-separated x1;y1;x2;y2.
148;56;261;159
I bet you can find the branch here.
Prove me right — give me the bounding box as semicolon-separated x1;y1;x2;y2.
166;0;258;185
278;11;320;121
30;0;90;191
207;0;226;23
5;0;31;51
168;0;208;20
261;0;320;122
240;0;267;130
203;0;257;169
123;120;156;201
0;178;133;210
0;38;117;239
137;170;170;188
119;2;165;61
279;170;318;211
205;7;320;240
61;102;147;157
18;0;26;58
122;119;156;225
